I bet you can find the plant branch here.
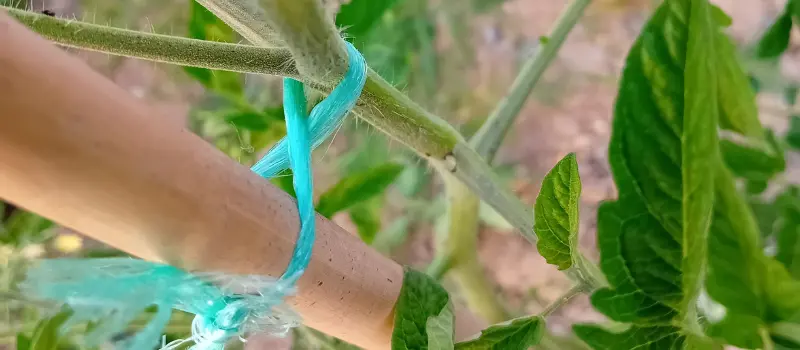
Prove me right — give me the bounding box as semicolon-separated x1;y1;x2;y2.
430;0;598;324
194;0;283;47
258;0;349;84
470;0;593;157
540;283;585;317
4;7;299;78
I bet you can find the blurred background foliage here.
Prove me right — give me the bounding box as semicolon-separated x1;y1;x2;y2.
2;0;800;349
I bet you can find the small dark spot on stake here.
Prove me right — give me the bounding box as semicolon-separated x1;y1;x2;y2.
317;281;323;286
387;278;393;283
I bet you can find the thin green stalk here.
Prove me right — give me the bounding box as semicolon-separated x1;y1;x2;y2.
470;0;593;156
540;283;585;317
431;0;598;323
4;7;298;78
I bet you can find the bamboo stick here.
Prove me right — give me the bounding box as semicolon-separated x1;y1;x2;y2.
0;11;483;349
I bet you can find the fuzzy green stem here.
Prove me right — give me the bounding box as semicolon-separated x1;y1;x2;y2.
258;0;349;85
194;0;283;47
4;7;298;78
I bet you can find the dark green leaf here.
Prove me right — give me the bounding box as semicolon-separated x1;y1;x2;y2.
715;24;763;138
756;2;794;60
349;198;382;244
749;198;780;237
455;316;544;350
317;163;404;218
336;0;400;38
706;313;764;349
391;268;453;350
16;334;32;350
577;1;723;347
534;153;581;270
1;211;54;246
721;130;785;182
681;0;718;317
746;179;770;195
776;186;800;279
30;309;72;350
574;325;685;350
425;299;455;350
224;111;271;131
704;170;800;346
787;116;800;150
184;0;242;95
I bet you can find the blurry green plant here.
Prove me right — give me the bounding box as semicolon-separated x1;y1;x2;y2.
4;0;800;349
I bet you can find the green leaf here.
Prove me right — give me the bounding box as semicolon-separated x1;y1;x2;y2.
336;0;400;38
1;211;54;246
29;309;72;350
574;325;685;350
425;299;455;350
756;1;794;60
749;198;780;237
317;163;404;218
391;268;453;350
787;116;800;150
185;0;242;95
455;316;544;350
703;166;800;347
576;0;724;347
721;130;785;182
706;313;764;349
715;23;763;139
776;186;800;279
681;0;719;322
16;333;32;350
349;198;383;244
534;153;581;270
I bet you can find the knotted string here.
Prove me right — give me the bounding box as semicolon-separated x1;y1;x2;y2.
19;42;367;350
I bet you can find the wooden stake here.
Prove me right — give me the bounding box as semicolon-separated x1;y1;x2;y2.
0;11;483;349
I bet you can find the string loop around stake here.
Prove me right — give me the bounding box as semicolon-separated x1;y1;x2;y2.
19;41;367;350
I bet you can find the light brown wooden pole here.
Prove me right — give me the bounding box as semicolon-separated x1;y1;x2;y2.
0;11;483;349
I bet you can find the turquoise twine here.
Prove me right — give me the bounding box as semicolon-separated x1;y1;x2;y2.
19;42;367;350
